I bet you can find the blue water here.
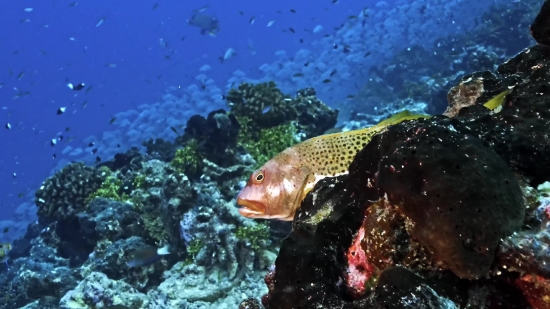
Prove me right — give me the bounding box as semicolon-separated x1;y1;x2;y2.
0;0;367;221
0;0;513;228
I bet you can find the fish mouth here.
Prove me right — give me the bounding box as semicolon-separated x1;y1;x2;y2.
237;198;265;217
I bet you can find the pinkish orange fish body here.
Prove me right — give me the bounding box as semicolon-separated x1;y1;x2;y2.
237;110;430;221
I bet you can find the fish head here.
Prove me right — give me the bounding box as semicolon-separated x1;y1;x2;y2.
237;157;312;221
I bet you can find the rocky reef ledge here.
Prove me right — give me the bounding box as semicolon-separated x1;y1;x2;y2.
259;2;550;308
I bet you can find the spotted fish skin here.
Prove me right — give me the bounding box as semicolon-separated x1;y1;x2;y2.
237;111;430;221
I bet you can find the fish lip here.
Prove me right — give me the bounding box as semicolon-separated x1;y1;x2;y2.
237;197;265;215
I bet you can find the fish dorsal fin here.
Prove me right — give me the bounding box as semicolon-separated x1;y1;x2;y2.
373;110;431;128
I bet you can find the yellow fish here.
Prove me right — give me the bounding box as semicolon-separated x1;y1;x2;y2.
0;243;11;265
483;89;511;111
237;110;431;220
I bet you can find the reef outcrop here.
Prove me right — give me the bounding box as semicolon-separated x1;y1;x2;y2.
257;3;550;308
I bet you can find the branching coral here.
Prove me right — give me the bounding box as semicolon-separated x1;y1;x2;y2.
35;163;106;222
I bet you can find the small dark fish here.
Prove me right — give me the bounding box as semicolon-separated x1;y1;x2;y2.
50;139;57;146
127;245;171;267
323;79;331;83
170;126;178;134
290;9;296;13
17;72;25;80
343;46;351;53
304;62;309;67
299;38;303;43
332;0;339;3
57;107;66;115
91;148;98;154
364;51;371;57
96;156;101;163
346;95;355;99
289;27;295;33
333;44;338;49
249;16;255;25
152;3;159;10
293;73;304;77
67;83;85;91
109;117;116;124
52;154;57;159
239;11;244;15
330;69;337;77
88;142;95;147
5;123;11;130
2;228;8;233
86;86;93;93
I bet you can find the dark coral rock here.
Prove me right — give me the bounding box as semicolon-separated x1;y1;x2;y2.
294;87;339;138
78;198;146;242
226;81;297;129
264;118;528;308
180;109;240;167
35;163;105;223
530;0;550;47
141;138;176;162
365;118;524;279
239;297;262;309
454;46;550;187
371;267;461;309
81;236;167;291
97;147;143;173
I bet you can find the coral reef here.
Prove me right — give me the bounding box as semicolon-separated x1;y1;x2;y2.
226;81;296;130
97;147;143;173
4;2;550;309
236;118;298;167
170;139;204;180
141;138;176;162
293;87;338;138
34;163;106;223
255;4;550;308
179;109;241;167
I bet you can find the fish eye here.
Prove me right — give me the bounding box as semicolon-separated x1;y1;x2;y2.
255;171;264;182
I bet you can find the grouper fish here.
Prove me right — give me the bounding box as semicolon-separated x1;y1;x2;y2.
237;110;430;221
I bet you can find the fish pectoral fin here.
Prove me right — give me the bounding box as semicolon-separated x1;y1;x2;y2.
294;166;315;208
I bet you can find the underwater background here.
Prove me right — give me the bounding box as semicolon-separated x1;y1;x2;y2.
0;0;550;308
